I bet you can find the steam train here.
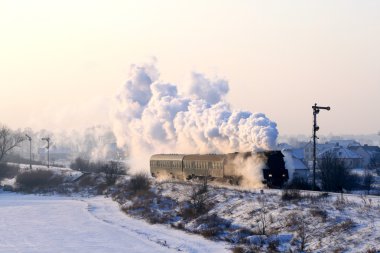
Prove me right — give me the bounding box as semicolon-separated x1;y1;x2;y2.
150;151;289;187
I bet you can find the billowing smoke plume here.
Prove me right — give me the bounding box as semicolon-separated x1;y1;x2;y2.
112;62;278;173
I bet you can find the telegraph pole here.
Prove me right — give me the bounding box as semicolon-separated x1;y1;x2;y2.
41;137;50;168
312;103;330;190
25;134;32;170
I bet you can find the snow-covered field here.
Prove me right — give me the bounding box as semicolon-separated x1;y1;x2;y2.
0;192;230;253
145;181;380;252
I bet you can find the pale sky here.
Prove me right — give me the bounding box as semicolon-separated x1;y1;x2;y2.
1;0;379;136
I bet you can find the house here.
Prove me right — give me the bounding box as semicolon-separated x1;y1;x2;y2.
362;145;380;167
326;139;360;148
304;142;335;165
282;149;309;180
317;146;363;169
348;146;371;168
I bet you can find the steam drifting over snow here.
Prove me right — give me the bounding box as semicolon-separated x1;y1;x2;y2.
112;62;278;172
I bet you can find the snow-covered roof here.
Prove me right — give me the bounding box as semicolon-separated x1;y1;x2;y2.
291;157;308;170
362;145;380;153
326;140;360;148
281;148;304;160
291;148;304;160
317;146;362;159
282;151;307;170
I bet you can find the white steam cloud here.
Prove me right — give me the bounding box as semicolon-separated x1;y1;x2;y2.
112;62;278;173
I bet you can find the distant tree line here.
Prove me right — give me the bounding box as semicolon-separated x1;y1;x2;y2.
0;124;24;162
70;157;128;185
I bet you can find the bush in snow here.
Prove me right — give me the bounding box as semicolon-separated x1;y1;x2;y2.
16;169;64;192
319;152;360;192
180;184;211;220
0;163;20;179
286;177;312;190
194;213;231;238
127;173;151;194
281;188;301;201
102;161;125;186
363;168;375;195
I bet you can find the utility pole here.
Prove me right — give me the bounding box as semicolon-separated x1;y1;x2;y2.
312;103;330;190
41;137;50;168
25;134;32;170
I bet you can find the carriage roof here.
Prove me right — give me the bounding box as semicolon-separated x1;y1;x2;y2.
183;154;225;162
150;154;186;161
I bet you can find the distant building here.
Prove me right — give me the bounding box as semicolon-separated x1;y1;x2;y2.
304;142;335;164
362;145;380;167
282;149;309;180
38;146;72;162
317;146;363;169
325;140;361;148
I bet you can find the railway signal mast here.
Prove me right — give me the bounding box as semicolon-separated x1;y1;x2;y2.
41;137;50;168
25;134;32;170
312;103;330;190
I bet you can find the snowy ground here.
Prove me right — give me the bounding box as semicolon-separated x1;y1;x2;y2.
144;181;380;252
0;192;230;253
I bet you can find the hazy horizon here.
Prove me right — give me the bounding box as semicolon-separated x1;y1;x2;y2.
1;1;380;137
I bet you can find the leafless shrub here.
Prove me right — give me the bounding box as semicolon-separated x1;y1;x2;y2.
102;161;125;186
180;184;211;219
319;192;329;198
195;213;231;238
286;177;312;190
360;195;373;209
363;169;375;195
267;238;280;252
256;195;269;235
71;157;128;175
191;184;208;210
200;227;221;238
232;246;245;253
284;212;299;229
281;188;301;201
16;169;64;192
127;173;151;194
96;182;108;195
365;247;379;253
333;193;351;210
0;163;20;179
287;214;316;252
332;246;346;253
319;151;360;192
326;219;355;235
309;208;328;222
77;174;99;187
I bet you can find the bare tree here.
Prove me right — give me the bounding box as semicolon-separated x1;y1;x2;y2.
256;195;268;235
189;183;209;214
319;151;358;192
0;125;25;162
101;161;126;186
368;154;377;169
363;168;375;195
296;215;315;252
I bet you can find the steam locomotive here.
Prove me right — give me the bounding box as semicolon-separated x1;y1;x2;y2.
150;151;289;187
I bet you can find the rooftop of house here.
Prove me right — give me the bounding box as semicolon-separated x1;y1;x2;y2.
362;144;380;153
317;146;362;159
